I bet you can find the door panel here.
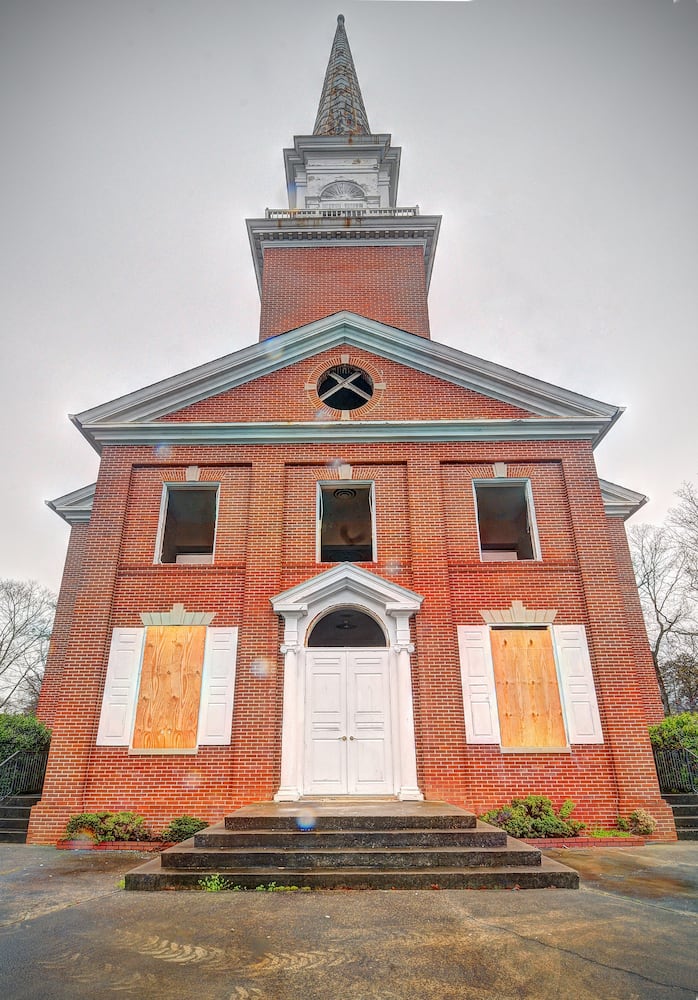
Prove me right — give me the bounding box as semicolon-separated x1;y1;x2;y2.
305;649;393;795
348;653;392;794
305;653;347;794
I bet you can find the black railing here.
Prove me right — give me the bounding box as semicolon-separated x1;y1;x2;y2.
0;751;49;801
653;747;698;794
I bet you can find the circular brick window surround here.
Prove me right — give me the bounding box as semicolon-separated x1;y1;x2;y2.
305;356;385;418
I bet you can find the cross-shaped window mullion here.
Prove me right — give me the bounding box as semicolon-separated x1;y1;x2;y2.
319;370;371;404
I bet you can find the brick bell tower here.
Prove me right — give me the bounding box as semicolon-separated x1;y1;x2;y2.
247;14;441;341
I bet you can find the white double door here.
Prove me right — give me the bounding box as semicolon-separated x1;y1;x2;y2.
304;649;394;796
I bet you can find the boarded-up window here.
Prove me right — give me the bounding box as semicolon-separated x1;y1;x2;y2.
490;627;567;749
131;626;206;751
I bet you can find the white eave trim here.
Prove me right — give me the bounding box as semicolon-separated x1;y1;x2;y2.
77;417;610;452
70;312;622;436
46;482;96;524
599;478;648;520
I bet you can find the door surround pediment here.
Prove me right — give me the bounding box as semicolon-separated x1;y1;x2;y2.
270;564;423;649
271;565;424;802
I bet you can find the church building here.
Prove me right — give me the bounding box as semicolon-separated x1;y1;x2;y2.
30;16;674;844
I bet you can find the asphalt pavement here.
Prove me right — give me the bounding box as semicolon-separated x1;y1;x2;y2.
0;842;696;999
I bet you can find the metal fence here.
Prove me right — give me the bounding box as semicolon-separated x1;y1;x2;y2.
0;751;50;800
653;747;698;794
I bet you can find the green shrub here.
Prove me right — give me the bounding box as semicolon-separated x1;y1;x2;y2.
0;714;51;760
101;811;150;842
480;795;586;839
161;815;208;843
64;811;150;843
649;712;698;755
626;808;657;836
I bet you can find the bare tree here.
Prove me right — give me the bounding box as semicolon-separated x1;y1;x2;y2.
669;480;698;585
0;580;56;714
629;523;698;715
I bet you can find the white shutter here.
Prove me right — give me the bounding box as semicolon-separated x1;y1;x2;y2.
96;628;145;746
552;625;604;744
457;625;501;744
197;627;238;746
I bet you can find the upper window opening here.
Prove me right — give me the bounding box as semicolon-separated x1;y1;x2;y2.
307;609;386;647
319;483;374;562
474;481;538;561
317;365;373;411
159;486;217;565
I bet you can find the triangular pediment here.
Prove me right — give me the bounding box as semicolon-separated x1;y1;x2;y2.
70;312;622;452
271;563;423;615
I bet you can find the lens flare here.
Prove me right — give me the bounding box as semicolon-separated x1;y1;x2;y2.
295;807;317;831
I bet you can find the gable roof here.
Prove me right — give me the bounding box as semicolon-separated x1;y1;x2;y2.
46;482;96;525
70;312;622;453
598;478;647;520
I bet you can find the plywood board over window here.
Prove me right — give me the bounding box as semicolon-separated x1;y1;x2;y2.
131;626;206;751
490;628;567;750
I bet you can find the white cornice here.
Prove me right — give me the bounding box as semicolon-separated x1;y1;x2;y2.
599;478;647;520
71;312;622;452
246;215;441;293
46;482;96;525
78;417;610;451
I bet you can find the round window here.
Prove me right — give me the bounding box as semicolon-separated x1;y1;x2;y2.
317;365;374;411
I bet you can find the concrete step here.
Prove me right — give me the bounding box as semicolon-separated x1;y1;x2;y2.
127;854;577;891
126;800;579;891
0;818;30;831
0;806;33;820
0;795;41;808
0;830;28;844
676;828;698;841
662;794;698;806
667;804;698;817
161;838;542;871
224;809;477;832
673;815;698;828
196;820;506;851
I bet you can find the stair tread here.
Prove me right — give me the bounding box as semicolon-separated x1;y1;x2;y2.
168;840;537;856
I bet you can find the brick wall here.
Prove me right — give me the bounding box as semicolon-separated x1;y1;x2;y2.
30;438;675;842
258;246;431;340
36;523;88;728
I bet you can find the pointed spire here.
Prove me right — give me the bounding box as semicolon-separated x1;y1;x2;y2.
313;14;371;136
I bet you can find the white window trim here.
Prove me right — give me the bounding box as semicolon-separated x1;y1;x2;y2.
316;480;377;564
154;481;220;566
472;478;542;562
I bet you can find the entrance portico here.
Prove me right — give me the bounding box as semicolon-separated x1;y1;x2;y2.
271;565;424;802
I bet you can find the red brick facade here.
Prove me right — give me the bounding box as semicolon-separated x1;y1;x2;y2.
31;428;675;842
258;246;431;340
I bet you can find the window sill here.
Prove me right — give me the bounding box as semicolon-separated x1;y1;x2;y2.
499;746;571;754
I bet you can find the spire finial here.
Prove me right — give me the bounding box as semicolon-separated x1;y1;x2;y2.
313;15;370;136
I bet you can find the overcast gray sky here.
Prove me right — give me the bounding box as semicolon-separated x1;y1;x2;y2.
1;0;697;594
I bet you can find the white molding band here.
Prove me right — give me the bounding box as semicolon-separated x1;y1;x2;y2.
77;417;611;452
139;603;216;626
480;601;558;625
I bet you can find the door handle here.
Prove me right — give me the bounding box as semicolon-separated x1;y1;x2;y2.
349;736;355;741
340;736;347;741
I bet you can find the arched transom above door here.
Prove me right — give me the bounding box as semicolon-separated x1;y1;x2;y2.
270;563;423;650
